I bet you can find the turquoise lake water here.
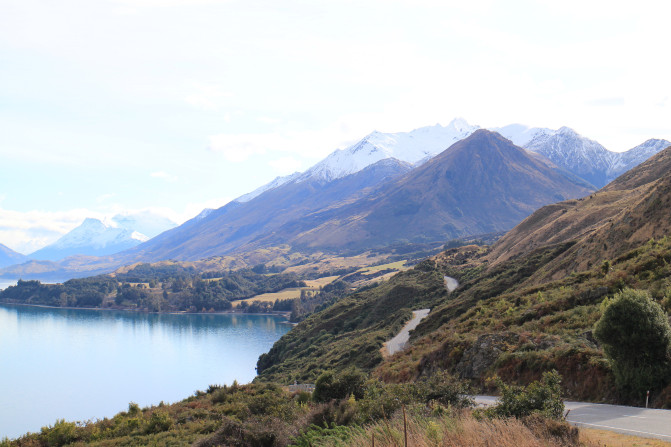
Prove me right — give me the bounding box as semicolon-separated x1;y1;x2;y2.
0;304;291;439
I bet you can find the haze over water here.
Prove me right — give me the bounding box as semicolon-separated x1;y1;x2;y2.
0;304;290;439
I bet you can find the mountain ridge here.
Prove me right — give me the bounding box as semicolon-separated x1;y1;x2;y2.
0;244;28;269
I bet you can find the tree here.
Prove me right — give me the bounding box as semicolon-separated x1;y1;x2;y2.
312;368;367;402
594;288;671;399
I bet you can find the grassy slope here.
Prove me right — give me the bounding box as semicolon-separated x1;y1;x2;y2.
256;265;447;383
376;237;671;404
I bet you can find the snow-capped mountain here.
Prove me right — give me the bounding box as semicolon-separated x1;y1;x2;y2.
489;124;670;185
29;218;150;261
299;118;479;183
230;118;478;204
227;119;668;209
111;211;177;238
614;139;671;180
236;172;301;203
521;127;614;188
492;124;553;147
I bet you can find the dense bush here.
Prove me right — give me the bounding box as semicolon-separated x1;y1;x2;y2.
313;368;367;403
485;370;564;420
594;288;671;400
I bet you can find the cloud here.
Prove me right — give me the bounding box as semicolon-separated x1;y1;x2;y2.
268;157;304;175
207;118;383;165
208;133;273;162
180;197;232;223
150;171;178;182
586;97;625;107
0;205;190;255
0;207;104;254
96;193;116;203
184;81;232;111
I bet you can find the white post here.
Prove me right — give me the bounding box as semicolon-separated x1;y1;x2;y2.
646;390;650;408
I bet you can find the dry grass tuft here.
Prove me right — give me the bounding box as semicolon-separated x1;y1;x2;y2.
307;410;593;447
580;428;671;447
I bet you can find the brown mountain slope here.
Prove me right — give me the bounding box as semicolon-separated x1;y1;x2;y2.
287;130;594;250
486;144;671;283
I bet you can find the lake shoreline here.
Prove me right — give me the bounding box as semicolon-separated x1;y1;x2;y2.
0;303;291;439
0;301;292;320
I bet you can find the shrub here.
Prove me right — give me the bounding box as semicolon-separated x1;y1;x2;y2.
41;419;78;447
485;370;564;420
312;368;367;403
416;370;473;407
145;411;173;434
593;288;671;399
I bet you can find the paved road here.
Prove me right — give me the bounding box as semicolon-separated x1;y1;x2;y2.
474;396;671;441
444;275;459;292
384;309;430;356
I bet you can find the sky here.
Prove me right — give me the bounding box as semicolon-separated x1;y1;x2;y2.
1;0;671;254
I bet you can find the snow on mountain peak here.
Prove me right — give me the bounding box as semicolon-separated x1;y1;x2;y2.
110;211;177;238
302;120;480;182
235;172;302;203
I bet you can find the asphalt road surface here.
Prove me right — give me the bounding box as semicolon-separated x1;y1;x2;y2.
444;275;459;292
384;309;430;356
474;396;671;441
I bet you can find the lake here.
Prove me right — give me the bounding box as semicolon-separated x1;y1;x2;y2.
0;304;291;439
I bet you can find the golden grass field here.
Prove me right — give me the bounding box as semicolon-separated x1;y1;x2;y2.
233;275;341;308
580;428;671;447
358;260;409;274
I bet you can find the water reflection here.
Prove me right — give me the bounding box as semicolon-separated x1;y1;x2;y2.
0;304;291;440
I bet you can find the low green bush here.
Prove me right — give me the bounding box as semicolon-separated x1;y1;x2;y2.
485;370;564;420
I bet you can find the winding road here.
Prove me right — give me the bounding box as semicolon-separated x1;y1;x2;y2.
444;275;459;292
474;396;671;442
383;276;460;357
384;309;430;356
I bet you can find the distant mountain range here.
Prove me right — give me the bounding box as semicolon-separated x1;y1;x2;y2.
239;119;669;203
1;119;668;280
86;129;594;263
27;213;178;262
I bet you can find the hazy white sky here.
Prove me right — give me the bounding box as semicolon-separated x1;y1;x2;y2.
2;0;670;253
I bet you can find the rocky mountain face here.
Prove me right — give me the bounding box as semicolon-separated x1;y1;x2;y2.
0;244;28;269
521;127;670;188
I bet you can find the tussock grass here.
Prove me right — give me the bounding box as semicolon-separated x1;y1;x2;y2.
295;410;588;447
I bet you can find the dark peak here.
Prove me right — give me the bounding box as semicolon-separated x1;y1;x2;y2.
449;129;518;153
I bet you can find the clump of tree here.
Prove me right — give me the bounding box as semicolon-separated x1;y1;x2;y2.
0;267;307;313
594;288;671;401
484;370;564;420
